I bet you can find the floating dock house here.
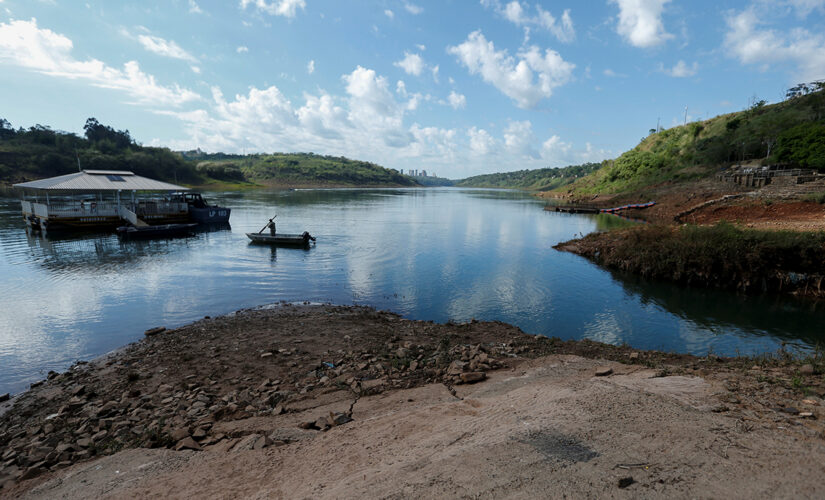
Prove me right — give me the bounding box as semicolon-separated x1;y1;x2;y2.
14;170;191;231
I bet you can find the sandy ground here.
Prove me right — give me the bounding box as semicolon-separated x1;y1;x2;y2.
3;305;825;499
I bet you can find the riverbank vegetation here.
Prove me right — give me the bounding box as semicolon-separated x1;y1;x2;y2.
456;162;600;190
555;223;825;297
0;118;418;188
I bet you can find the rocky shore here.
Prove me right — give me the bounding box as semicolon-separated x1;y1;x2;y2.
2;304;825;498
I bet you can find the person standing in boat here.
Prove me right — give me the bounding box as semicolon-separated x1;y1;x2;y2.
267;218;276;235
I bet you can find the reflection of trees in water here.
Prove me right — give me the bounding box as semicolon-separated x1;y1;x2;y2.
611;268;825;348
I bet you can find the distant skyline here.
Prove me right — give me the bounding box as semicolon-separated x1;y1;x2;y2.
1;0;823;178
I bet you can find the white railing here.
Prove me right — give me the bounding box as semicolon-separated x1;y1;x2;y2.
33;203;49;218
20;200;32;215
46;202;120;218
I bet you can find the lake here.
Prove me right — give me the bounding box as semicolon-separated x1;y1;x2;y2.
2;187;824;395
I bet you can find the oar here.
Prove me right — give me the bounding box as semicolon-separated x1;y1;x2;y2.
257;215;277;234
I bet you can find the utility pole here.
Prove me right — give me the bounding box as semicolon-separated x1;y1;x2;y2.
684;106;688;126
656;117;660;132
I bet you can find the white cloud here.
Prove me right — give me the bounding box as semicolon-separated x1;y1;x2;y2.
503;120;539;159
416;44;426;51
724;7;825;81
343;66;408;145
188;0;203;14
0;18;199;107
307;59;315;74
240;0;306;18
236;45;249;53
468;127;496;155
447;30;574;109
661;60;698;77
447;90;466;109
404;2;423;15
603;68;625;77
610;0;673;48
430;64;439;83
394;52;424;76
190;65;201;74
486;1;575;43
540;134;571;161
384;9;394;19
136;33;198;62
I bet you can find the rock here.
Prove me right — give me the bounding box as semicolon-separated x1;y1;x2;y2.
174;437;202;451
327;412;353;427
192;427;208;440
409;361;419;371
777;406;800;415
447;360;467;376
90;430;108;443
76;438;91;448
19;462;46;481
617;476;635;489
260;352;273;358
798;412;816;418
232;434;270;451
315;416;330;430
459;372;486;384
272;405;285;415
70;384;86;397
595;367;613;377
144;327;166;336
800;364;816;375
629;352;639;360
169;428;190;442
0;393;9;403
299;421;316;430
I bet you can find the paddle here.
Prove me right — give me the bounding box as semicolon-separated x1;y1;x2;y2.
257;215;277;234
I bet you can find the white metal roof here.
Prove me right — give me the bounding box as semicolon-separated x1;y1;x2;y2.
13;170;189;192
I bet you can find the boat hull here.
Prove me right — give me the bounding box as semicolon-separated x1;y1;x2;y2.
188;206;231;223
246;232;315;246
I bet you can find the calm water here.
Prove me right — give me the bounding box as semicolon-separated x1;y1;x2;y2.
2;187;824;395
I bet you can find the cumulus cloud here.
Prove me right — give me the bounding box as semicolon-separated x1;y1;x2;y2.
307;59;315;74
447;90;466;109
661;60;698;77
188;0;203;14
724;7;825;81
236;45;249;53
484;0;575;43
503;120;539;159
240;0;305;18
384;9;394;19
394;51;424;76
136;33;198;62
610;0;673;48
468;127;496;156
788;0;825;17
0;18;199;107
447;30;574;109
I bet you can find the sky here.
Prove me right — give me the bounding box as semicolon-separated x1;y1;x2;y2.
0;1;823;178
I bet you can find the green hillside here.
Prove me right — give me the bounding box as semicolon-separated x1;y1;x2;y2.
187;151;416;187
0;118;416;188
456;162;600;191
566;82;825;195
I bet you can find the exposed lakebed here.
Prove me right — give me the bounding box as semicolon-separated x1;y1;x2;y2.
1;187;824;395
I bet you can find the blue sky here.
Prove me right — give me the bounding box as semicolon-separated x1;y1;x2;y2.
1;0;823;178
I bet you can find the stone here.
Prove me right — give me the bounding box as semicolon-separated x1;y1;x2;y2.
91;430;108;443
595;367;613;377
260;352;273;358
629;352;639;360
272;405;285;415
409;361;419;371
70;384;86;397
174;437;202;451
617;476;635;489
232;434;270;451
459;372;486;384
447;360;467;376
800;364;816;375
76;438;91;448
169;428;190;442
19;462;46;481
0;393;10;403
144;327;166;336
192;427;208;440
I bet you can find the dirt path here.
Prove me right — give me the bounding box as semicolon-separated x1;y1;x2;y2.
3;305;825;498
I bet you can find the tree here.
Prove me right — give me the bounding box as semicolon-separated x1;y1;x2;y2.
0;118;14;139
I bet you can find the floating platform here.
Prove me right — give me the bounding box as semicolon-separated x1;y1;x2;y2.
546;201;655;214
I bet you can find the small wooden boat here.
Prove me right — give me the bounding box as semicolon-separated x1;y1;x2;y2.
116;223;198;239
246;231;316;246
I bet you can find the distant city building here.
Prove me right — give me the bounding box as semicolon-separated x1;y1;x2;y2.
400;169;404;175
422;170;427;177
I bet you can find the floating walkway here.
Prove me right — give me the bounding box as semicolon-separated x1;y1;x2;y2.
546;201;656;214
